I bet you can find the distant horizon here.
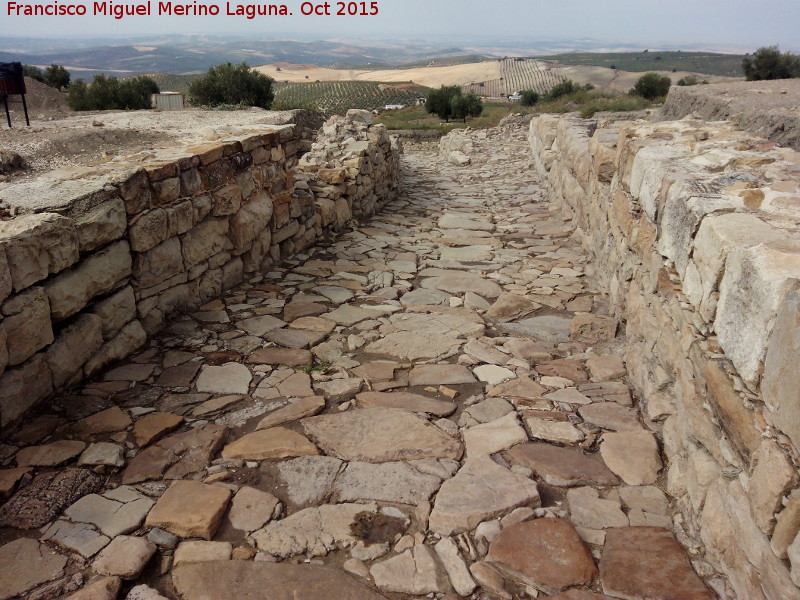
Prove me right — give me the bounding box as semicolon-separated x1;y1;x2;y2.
2;0;799;53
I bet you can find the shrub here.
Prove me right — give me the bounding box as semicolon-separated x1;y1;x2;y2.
188;62;275;109
677;75;699;86
742;46;800;80
630;73;671;100
23;64;46;83
450;93;483;122
547;80;580;100
67;74;159;111
519;89;540;106
425;85;461;121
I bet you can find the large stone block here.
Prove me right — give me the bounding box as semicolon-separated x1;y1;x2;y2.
685;213;784;319
0;352;52;427
84;320;147;377
715;240;800;388
0;213;79;292
0;286;54;366
133;237;184;288
748;438;797;535
92;286;137;339
75;197;127;253
181;218;230;267
46;312;103;388
46;241;133;321
628;145;683;222
129;208;168;252
763;292;800;447
212;184;242;216
229;191;273;253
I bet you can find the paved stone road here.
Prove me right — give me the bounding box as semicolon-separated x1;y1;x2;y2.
0;122;722;600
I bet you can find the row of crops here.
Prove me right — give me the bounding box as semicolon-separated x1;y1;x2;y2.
461;59;566;97
272;81;428;114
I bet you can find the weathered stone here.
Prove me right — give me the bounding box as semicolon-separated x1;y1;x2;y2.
145;480;232;540
429;455;540;535
16;440;86;467
172;561;388;600
228;486;280;532
132;237;183;288
365;331;461;360
333;461;442;504
123;423;228;484
438;213;493;231
473;364;516;385
356;391;455;416
221;427;319;460
40;519;111;558
371;545;446;595
1;286;53;366
247;347;312;367
181;217;229;267
65;486;154;537
599;527;713;600
237;315;286;336
771;498;800;559
748;438;797;534
48;313;104;388
46;240;132;320
0;468;103;529
525;413;585;444
568;487;629;530
93;535;156;579
763;291;800;448
570;313;617;342
78;442;125;467
156;361;201;387
257;396;325;429
509;443;618;487
0;466;31;496
0;213;79;292
73;406;132;436
265;327;327;349
133;412;184;447
174;541;233;565
84;320;147;377
435;536;477;596
463;412;528;457
314;378;363;401
486;519;597;594
499;314;571;343
421;272;503;299
273;456;343;506
303;407;463;463
252;503;378;557
486;293;541;322
195;363;252;394
585;355;626;381
408;364;476;386
488;376;548;399
388;311;485;338
66;576;121;600
0;538;68;600
579;402;642;431
600;431;662;485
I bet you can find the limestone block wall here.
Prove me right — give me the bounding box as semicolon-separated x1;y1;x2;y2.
0;111;400;429
529;113;800;599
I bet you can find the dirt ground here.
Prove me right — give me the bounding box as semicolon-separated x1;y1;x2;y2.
0;108;300;178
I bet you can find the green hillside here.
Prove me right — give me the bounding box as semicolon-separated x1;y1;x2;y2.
272;81;429;114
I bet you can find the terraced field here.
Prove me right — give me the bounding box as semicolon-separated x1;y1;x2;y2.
462;59;565;97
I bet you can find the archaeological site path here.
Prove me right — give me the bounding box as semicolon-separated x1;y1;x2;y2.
0;122;718;600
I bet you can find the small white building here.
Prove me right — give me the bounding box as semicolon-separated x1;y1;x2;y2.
151;92;186;111
384;104;406;111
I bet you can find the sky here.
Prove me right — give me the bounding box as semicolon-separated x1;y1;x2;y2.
4;0;800;52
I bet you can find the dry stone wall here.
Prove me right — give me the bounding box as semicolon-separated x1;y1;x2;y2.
529;113;800;599
0;110;400;429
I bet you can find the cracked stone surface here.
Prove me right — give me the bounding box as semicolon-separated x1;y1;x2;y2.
0;122;718;600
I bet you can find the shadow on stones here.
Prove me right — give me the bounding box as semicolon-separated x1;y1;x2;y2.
350;511;406;546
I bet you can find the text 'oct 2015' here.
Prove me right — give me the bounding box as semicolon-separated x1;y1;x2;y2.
5;0;380;19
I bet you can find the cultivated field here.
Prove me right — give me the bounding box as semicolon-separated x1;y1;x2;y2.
272;81;428;114
462;59;565;97
535;51;745;77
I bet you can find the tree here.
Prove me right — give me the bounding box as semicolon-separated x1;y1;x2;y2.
630;73;671;100
742;46;800;80
425;85;461;122
189;62;275;108
519;89;539;106
450;93;483;122
44;64;70;90
67;74;159;111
